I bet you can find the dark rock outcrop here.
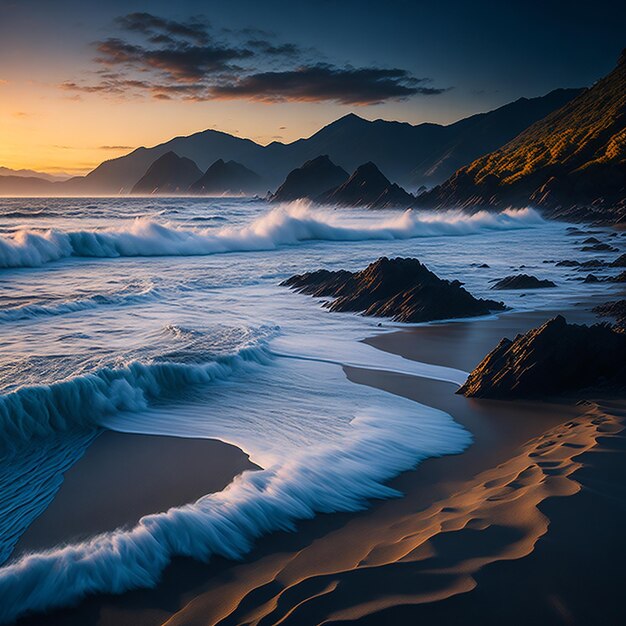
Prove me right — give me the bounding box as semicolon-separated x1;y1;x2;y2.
281;256;506;323
317;162;414;208
581;242;618;252
583;273;601;283
594;299;626;330
270;156;349;203
419;51;626;224
491;274;557;290
131;151;202;195
189;159;263;195
458;316;626;398
610;253;626;267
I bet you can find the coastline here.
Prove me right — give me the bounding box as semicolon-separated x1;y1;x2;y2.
13;432;258;558
17;303;625;625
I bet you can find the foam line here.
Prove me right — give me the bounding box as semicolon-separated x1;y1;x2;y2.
0;205;544;269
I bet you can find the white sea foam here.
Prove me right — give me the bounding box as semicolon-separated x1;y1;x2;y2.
0;204;544;268
0;392;470;623
0;285;159;322
0;344;271;450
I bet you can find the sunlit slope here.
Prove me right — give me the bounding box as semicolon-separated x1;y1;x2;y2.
421;51;626;223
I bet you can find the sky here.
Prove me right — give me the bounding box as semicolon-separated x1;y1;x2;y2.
0;0;624;176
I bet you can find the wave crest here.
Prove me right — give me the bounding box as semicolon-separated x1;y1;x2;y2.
0;205;544;269
0;344;272;451
0;400;470;623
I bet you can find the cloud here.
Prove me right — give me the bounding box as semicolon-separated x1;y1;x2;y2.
62;13;448;106
209;65;448;105
115;13;210;45
99;145;135;150
95;37;253;81
0;79;8;86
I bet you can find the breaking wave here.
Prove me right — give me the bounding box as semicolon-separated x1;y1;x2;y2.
0;285;159;322
0;205;544;269
0;394;470;623
0;343;272;451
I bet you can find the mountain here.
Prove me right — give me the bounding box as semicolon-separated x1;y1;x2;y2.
419;52;626;223
318;162;414;208
189;159;264;195
39;88;580;196
73;130;266;195
271;156;349;203
0;175;58;196
0;167;68;182
264;89;581;191
130;152;203;195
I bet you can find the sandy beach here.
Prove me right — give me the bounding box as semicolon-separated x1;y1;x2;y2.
16;303;626;626
14;433;258;556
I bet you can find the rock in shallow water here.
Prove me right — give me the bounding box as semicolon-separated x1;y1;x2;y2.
281;256;506;323
491;274;557;290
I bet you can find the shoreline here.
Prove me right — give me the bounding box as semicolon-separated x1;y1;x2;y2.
14;432;258;559
17;303;625;625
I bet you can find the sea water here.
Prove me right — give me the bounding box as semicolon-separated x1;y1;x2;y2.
0;197;621;621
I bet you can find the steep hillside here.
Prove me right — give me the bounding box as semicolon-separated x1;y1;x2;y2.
189;160;264;195
271;156;349;203
318;162;414;208
130;152;202;195
420;52;626;223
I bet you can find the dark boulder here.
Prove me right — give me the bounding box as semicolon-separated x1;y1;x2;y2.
610;253;626;267
581;242;618;252
491;274;557;290
281;256;506;323
593;299;626;330
458;315;626;398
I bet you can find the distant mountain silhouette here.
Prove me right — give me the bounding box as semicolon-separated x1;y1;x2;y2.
419;52;626;223
318;162;414;208
0;167;68;182
189;159;264;195
130;152;203;195
271;156;349;203
40;88;580;196
0;175;58;195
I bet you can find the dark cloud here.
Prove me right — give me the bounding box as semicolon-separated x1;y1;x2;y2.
95;37;252;80
246;39;301;57
63;13;448;105
115;12;210;45
209;65;448;105
99;145;135;150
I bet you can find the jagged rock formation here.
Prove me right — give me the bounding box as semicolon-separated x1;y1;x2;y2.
458;316;626;398
130;152;202;195
317;162;414;208
594;299;626;330
189;159;263;195
270;156;349;203
281;257;506;322
610;253;626;267
419;51;626;224
491;274;557;290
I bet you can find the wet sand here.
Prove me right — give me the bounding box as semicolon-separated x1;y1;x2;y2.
14;432;258;557
18;305;626;625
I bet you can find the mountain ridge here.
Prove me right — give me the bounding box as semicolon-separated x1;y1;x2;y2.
418;51;626;223
4;87;582;196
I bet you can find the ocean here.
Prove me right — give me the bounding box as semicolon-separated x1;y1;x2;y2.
0;197;619;620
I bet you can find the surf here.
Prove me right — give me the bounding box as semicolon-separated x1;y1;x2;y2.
0;204;544;269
